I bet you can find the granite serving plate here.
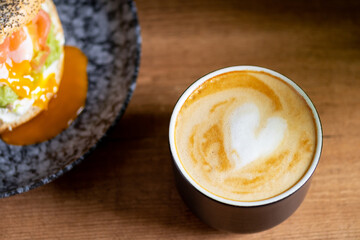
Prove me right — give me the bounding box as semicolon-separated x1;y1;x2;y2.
0;0;141;198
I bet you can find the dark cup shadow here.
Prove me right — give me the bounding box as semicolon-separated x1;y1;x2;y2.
50;110;223;235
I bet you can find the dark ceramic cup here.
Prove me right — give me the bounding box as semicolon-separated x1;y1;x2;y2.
169;66;323;233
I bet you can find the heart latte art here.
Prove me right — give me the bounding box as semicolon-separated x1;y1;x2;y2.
175;71;317;201
227;102;287;169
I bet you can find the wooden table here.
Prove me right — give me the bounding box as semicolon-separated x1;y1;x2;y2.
1;0;359;239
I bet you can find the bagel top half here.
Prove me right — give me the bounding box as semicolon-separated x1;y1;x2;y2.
0;0;64;132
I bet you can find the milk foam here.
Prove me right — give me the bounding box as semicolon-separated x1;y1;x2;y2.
228;102;287;169
175;71;316;201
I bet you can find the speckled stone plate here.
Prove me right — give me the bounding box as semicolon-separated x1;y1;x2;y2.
0;0;141;198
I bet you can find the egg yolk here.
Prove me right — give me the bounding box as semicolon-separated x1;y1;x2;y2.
0;60;57;109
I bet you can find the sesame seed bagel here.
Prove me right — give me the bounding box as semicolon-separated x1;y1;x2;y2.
0;0;64;133
0;0;45;44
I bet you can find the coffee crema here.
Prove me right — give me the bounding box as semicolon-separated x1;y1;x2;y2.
175;71;317;202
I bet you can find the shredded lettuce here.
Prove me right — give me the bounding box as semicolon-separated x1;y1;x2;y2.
44;26;61;69
0;86;18;107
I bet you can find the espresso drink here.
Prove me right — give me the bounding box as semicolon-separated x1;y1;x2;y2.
175;71;317;202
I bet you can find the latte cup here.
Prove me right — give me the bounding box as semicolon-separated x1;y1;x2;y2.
169;66;322;233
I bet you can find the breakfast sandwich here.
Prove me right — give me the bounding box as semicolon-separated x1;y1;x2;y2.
0;0;64;132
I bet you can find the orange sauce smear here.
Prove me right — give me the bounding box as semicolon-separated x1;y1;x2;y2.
1;46;88;145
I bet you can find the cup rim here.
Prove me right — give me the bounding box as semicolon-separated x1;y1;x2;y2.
169;66;323;207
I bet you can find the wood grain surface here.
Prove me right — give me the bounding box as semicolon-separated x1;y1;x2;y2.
1;0;360;239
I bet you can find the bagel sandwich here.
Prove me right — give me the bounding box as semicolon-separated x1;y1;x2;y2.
0;0;64;132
